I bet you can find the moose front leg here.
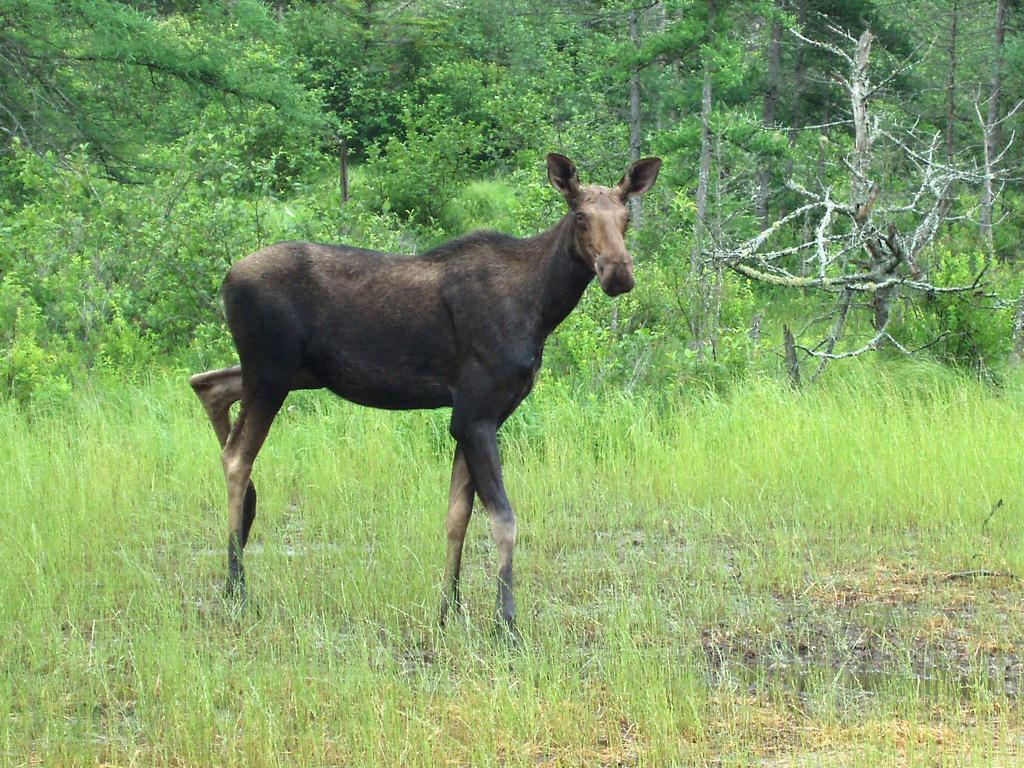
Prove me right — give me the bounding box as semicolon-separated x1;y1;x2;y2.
440;446;474;626
452;418;518;634
220;385;287;600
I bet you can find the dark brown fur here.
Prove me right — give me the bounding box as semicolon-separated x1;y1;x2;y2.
190;153;661;630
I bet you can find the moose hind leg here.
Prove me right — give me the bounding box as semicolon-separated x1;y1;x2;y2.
191;366;259;550
190;366;242;446
440;447;474;626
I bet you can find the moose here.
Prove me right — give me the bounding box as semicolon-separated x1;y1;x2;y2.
190;153;662;632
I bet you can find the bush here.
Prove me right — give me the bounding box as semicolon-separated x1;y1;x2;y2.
896;247;1019;370
0;276;71;404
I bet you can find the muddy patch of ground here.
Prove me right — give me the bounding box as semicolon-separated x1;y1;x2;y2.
701;565;1023;701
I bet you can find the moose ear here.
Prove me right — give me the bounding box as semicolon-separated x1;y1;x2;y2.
547;153;580;203
616;157;662;200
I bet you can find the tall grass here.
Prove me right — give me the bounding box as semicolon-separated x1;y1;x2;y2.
2;363;1022;765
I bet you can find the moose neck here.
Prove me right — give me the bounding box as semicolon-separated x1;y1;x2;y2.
534;213;596;336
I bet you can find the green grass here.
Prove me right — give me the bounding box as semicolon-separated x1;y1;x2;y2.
2;363;1023;766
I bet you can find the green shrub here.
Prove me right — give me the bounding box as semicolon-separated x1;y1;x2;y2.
895;247;1019;370
0;276;71;404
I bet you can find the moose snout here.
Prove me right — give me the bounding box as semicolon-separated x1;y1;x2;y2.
596;255;635;297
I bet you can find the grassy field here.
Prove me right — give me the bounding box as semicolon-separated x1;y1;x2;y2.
2;363;1023;766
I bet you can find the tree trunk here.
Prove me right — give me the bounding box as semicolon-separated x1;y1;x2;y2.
654;2;667;132
756;13;782;228
1012;285;1024;363
808;93;831;256
708;126;726;358
783;325;801;388
690;0;715;357
944;0;959;165
339;137;349;207
986;0;1008;150
872;285;895;332
850;30;873;211
628;7;643;228
980;0;1007;257
783;0;808;207
846;31;892;338
360;0;376;56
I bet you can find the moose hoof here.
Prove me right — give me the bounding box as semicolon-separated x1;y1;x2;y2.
495;615;521;647
224;574;247;603
439;596;465;628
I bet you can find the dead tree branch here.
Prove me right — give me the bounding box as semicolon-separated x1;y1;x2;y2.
712;24;1002;377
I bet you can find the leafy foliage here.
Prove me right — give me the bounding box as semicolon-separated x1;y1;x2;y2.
1;0;1023;401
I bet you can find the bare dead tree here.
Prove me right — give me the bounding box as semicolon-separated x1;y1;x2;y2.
974;95;1023;261
712;24;1012;380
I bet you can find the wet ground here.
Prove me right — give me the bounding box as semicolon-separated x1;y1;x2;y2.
701;566;1023;702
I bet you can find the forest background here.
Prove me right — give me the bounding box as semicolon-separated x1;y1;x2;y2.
2;0;1022;401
